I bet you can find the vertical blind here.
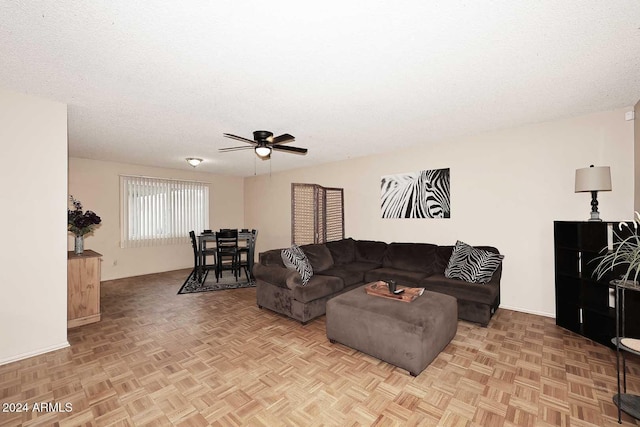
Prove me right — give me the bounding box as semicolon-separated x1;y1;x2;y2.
120;175;209;248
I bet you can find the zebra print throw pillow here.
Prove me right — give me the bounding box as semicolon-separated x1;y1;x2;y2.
281;244;314;285
444;240;504;284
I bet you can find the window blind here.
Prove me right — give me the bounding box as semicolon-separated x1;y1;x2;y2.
120;175;209;248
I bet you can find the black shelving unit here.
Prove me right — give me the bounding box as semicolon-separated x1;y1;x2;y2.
553;221;640;347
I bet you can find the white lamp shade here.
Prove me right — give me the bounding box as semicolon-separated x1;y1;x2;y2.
575;166;612;192
255;146;271;157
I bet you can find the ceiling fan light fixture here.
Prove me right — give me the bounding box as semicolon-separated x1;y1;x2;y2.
186;157;203;167
255;146;272;158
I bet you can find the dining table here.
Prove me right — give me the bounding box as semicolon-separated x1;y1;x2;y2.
198;230;257;278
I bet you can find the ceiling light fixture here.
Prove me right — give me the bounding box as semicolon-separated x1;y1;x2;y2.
186;157;203;167
255;146;272;158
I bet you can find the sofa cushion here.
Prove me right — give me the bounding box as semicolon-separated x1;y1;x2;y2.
421;274;499;305
318;261;380;286
253;264;294;289
281;245;314;285
434;246;454;274
382;243;438;274
343;261;381;273
355;240;388;263
364;267;429;286
444;241;504;284
300;243;334;272
325;238;356;265
260;249;286;267
317;267;364;287
293;274;344;303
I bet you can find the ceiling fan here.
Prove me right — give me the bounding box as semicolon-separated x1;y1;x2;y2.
220;130;308;159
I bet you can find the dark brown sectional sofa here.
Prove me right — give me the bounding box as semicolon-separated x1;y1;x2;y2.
253;237;502;326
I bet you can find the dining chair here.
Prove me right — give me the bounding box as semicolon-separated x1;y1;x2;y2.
189;230;216;283
215;229;239;282
238;229;257;280
199;231;217;279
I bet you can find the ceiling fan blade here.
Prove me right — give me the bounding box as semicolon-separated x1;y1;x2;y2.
271;133;295;145
223;133;257;145
271;133;296;144
272;145;308;154
219;146;255;152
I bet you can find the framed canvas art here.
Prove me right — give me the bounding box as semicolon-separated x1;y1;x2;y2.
381;168;450;218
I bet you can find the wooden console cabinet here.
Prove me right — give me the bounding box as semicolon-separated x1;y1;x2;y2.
67;250;102;328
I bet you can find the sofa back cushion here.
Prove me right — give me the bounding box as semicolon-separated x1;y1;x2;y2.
300;243;334;272
325;238;356;265
382;243;437;274
260;249;285;267
434;246;455;274
355;240;388;264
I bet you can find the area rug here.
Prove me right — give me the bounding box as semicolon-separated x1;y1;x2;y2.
177;269;255;294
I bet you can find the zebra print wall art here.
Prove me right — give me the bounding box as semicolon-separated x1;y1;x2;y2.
380;168;450;219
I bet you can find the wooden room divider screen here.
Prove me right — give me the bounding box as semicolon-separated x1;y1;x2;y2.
291;183;344;245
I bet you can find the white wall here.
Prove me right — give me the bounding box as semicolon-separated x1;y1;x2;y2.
246;107;635;317
0;88;69;364
68;157;245;280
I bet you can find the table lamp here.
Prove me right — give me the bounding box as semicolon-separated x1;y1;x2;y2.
575;165;612;221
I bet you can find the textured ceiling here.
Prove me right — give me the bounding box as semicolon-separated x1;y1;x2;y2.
1;1;639;177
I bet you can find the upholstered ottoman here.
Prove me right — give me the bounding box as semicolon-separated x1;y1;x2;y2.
326;286;457;376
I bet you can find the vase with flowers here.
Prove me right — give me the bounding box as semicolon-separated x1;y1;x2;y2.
592;212;640;288
68;196;102;255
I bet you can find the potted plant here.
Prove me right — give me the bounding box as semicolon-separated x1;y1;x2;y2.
592;212;640;287
68;196;101;255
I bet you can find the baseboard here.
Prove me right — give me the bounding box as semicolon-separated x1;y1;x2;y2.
499;304;555;319
0;341;70;366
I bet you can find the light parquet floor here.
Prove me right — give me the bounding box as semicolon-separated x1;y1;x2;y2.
2;269;640;426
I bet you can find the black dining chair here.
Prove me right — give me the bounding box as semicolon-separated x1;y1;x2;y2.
199;231;218;279
215;229;239;282
189;230;217;284
238;229;257;280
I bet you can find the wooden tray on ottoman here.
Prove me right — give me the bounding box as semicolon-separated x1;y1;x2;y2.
364;281;424;303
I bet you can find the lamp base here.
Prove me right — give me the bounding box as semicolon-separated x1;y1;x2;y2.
589;211;602;222
588;191;602;222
